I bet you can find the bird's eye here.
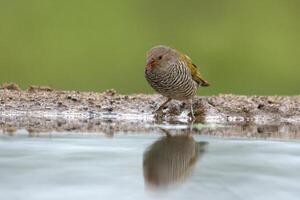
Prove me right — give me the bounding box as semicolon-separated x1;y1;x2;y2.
158;56;162;60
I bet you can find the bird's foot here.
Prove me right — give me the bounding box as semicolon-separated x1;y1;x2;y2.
152;106;165;114
188;112;196;122
152;98;172;114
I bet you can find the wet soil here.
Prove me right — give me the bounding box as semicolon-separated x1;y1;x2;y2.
0;83;299;138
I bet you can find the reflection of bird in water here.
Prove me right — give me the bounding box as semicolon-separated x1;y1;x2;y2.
143;134;208;189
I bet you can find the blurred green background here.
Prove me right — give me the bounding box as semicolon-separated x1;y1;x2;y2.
0;0;299;95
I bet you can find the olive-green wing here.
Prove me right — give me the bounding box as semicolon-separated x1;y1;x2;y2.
180;54;210;87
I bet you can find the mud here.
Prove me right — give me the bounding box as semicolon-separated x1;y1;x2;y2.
0;83;299;138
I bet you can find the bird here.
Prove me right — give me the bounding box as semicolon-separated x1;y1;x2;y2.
144;45;210;119
143;134;208;189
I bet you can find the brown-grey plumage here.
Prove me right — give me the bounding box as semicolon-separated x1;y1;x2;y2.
145;45;209;118
143;134;208;188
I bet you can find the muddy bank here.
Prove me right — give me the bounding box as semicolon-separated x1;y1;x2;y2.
0;85;299;137
1;114;300;140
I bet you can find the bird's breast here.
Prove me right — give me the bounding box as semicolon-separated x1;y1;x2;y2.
145;64;198;100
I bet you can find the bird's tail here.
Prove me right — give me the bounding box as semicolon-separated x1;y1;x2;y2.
195;71;210;87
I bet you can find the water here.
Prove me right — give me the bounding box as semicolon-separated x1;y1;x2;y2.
0;132;300;200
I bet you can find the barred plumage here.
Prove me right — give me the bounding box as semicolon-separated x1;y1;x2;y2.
143;135;208;188
145;61;198;100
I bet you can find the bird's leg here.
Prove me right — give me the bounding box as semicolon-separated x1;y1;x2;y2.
187;113;194;136
188;99;196;121
159;128;172;137
154;98;172;113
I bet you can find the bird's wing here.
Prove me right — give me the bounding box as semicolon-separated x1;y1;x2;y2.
180;54;210;87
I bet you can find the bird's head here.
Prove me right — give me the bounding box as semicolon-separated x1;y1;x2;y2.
146;45;179;71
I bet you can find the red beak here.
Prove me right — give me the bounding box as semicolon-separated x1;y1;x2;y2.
146;59;156;70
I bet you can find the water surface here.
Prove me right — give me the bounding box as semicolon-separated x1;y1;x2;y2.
0;132;299;200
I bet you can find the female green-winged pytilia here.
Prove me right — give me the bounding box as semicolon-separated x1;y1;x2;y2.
145;45;210;119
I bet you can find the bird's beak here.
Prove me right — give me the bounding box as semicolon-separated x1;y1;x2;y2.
146;59;156;69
